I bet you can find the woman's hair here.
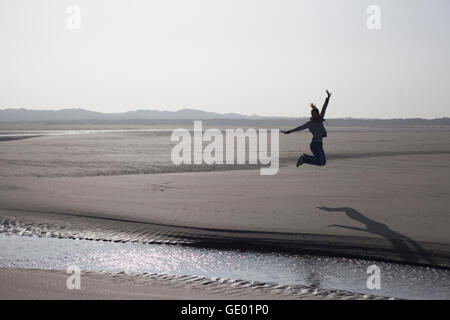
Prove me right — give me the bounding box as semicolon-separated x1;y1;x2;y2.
310;103;323;122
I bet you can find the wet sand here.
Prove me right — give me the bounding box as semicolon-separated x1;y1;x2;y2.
0;268;386;300
1;126;449;177
0;135;42;142
0;127;449;299
1;152;449;266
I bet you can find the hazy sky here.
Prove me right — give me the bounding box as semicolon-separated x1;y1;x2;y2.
0;0;449;118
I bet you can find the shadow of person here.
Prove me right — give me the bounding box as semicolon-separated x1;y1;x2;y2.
317;206;434;265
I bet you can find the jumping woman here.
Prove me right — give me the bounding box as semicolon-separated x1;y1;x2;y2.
282;90;331;167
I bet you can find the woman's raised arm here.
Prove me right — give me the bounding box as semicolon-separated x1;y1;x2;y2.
320;90;332;118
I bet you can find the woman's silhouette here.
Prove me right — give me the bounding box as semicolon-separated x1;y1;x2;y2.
282;90;331;167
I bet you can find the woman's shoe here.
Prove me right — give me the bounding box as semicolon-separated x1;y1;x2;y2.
296;155;304;167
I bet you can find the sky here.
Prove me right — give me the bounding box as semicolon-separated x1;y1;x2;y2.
0;0;449;119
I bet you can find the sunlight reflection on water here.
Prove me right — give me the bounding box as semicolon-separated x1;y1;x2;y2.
0;233;448;299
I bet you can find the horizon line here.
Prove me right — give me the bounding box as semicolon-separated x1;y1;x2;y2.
0;107;448;121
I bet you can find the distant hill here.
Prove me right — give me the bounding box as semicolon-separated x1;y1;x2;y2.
0;108;271;122
0;108;449;127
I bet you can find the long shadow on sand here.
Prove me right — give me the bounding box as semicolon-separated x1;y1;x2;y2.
317;206;435;265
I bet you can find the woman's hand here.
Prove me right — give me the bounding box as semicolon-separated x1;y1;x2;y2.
326;90;332;98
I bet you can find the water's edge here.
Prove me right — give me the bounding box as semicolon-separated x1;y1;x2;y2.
1;208;449;269
1;210;449;299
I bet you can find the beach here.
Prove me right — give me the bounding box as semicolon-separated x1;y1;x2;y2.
1;126;449;299
1;267;389;300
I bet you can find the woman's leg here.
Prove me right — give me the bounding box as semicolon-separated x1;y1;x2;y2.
320;143;326;166
297;150;315;167
301;154;315;160
301;142;326;166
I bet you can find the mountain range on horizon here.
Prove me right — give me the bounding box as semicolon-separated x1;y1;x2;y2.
0;107;278;122
0;108;449;127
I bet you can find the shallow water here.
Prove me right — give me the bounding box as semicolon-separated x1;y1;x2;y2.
0;129;174;137
0;233;448;299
